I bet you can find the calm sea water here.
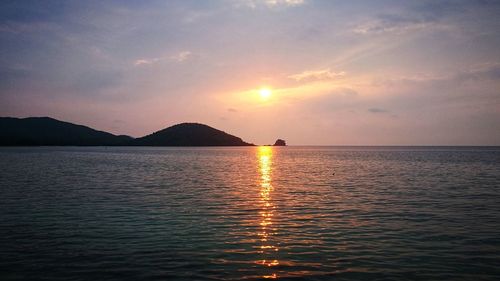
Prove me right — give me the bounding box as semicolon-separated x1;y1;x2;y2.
1;146;499;280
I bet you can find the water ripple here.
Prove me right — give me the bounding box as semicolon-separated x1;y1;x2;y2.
1;146;500;280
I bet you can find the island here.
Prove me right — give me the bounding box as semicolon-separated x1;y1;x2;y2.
134;123;252;146
0;117;254;146
273;139;287;146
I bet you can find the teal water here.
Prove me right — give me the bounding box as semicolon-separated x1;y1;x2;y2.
0;146;499;280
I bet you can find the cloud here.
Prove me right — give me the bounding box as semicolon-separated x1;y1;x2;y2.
354;20;430;35
264;0;304;6
237;0;305;8
0;21;60;34
352;13;449;35
228;108;238;112
288;69;345;82
454;62;500;81
134;58;160;66
134;51;193;66
368;107;388;113
170;51;192;62
379;62;500;86
71;70;123;94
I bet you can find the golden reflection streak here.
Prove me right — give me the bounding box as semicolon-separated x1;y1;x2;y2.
256;146;279;278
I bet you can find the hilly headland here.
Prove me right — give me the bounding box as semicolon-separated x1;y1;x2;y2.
0;117;254;146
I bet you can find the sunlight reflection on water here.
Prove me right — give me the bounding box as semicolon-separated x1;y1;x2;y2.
257;146;279;278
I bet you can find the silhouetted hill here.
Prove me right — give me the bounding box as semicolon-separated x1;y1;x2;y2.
134;123;253;146
0;117;254;146
0;117;132;146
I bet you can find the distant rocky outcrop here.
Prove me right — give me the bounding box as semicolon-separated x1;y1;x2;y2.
0;117;254;146
273;139;286;146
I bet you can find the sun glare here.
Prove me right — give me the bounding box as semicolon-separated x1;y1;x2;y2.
259;88;272;100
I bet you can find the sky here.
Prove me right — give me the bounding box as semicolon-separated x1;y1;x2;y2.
1;0;499;145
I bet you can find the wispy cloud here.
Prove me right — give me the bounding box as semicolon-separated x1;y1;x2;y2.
237;0;305;8
288;69;345;82
456;62;500;81
378;62;500;85
134;51;193;66
352;13;450;35
264;0;304;6
170;51;192;62
134;58;160;66
353;20;431;35
0;21;60;34
368;107;388;114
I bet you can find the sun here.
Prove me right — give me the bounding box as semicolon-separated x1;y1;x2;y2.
259;88;272;100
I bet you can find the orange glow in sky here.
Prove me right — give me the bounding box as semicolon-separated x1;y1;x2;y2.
2;1;499;145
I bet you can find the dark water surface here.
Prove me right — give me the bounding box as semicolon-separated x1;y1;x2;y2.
1;146;499;280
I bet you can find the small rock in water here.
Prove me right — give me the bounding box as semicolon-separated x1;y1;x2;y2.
273;139;286;146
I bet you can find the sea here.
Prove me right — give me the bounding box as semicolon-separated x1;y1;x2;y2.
0;146;499;280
